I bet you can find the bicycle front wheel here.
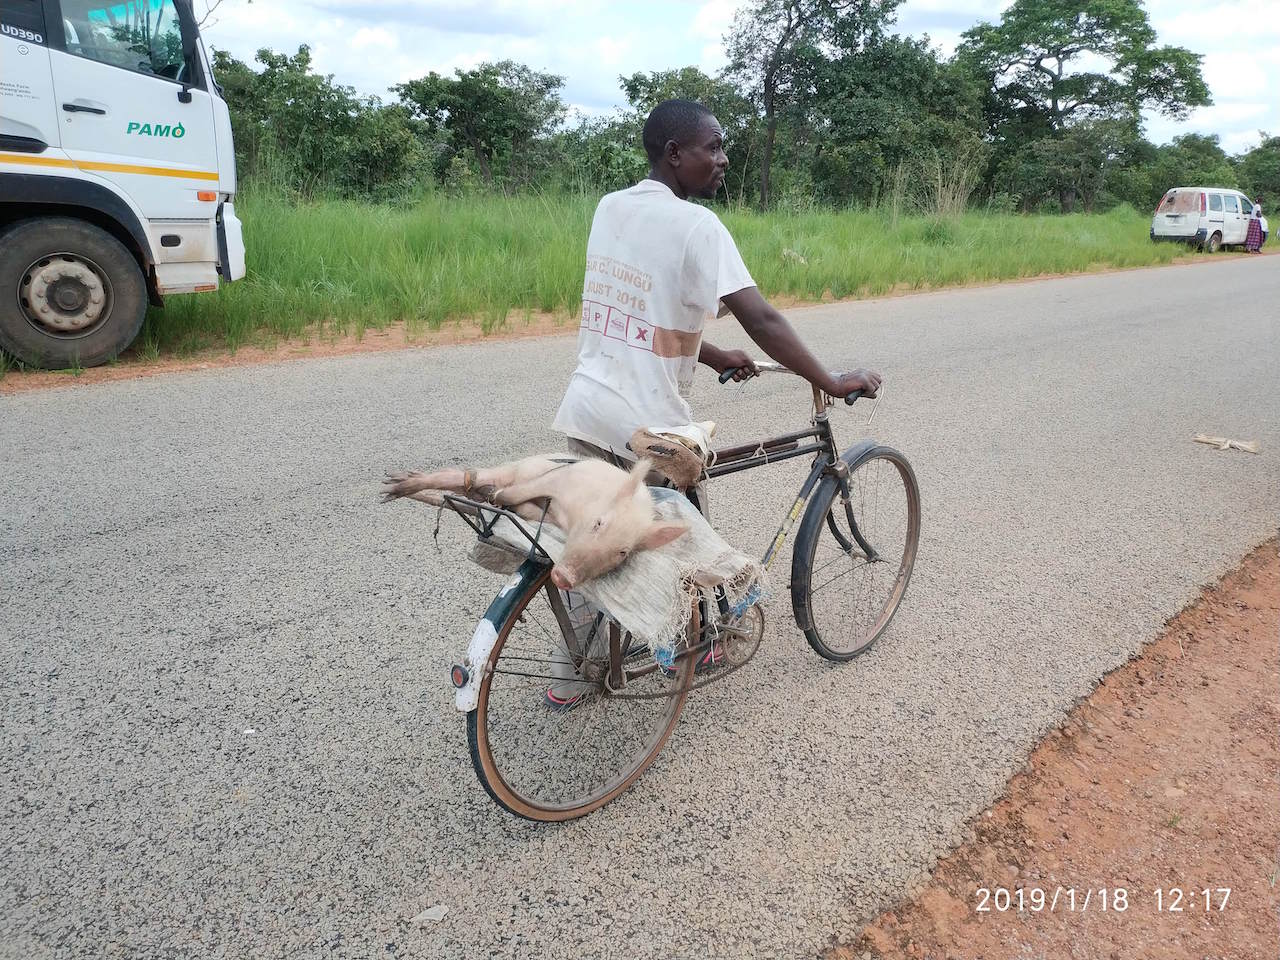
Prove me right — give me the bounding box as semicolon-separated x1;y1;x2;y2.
468;567;695;821
791;445;920;661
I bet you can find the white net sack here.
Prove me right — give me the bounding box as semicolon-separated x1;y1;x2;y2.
468;487;763;655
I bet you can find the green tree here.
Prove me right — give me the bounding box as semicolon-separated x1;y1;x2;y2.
211;45;426;199
958;0;1210;129
723;0;903;208
1148;133;1237;196
806;35;985;205
1236;134;1280;202
394;61;565;185
958;0;1211;211
1000;119;1140;212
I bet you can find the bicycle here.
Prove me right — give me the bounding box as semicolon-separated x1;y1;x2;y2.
439;362;921;821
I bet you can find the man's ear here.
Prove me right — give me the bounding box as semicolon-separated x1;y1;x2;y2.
665;138;681;167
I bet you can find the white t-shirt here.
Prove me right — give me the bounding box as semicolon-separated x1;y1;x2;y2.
553;180;755;455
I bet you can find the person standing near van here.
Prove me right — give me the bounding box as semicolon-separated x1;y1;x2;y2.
1245;196;1264;253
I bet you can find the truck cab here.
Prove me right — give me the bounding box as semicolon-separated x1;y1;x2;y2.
0;0;243;368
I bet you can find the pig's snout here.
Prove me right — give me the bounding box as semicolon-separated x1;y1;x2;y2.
550;566;575;590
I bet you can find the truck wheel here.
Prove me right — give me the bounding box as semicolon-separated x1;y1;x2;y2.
1206;231;1222;253
0;218;148;369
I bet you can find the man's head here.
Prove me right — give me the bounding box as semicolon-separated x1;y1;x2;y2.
642;99;728;200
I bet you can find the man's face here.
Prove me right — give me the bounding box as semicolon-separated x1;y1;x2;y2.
676;116;729;200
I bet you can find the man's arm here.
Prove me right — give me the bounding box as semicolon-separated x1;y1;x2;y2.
718;286;881;397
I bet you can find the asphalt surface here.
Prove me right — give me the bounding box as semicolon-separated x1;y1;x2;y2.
3;256;1277;959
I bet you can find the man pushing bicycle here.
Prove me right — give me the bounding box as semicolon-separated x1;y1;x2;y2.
545;98;882;708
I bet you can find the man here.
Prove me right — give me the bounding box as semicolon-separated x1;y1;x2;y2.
544;99;881;709
553;98;880;468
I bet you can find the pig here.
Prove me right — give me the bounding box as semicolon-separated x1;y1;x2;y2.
381;454;689;589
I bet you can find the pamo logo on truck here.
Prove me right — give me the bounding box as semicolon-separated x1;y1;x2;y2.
126;122;187;138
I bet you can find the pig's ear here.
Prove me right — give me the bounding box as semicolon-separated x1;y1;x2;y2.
638;521;689;551
624;458;652;496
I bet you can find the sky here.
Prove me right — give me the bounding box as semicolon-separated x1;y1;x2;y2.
200;0;1279;155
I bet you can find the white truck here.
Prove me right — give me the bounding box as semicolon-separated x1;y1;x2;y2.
1;0;243;368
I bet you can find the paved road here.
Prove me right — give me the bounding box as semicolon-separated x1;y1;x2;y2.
3;257;1277;959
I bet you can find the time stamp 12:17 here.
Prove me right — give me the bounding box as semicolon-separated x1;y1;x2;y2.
975;886;1231;913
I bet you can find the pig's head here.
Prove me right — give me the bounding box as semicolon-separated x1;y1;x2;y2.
549;459;689;590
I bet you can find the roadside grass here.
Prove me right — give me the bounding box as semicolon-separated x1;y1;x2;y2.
97;194;1195;361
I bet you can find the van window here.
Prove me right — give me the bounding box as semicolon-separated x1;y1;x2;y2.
1223;195;1239;213
57;0;189;82
1208;193;1223;212
1164;192;1198;214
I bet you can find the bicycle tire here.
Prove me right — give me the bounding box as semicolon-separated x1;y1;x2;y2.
468;566;696;821
790;445;920;661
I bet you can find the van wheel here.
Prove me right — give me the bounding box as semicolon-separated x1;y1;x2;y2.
1206;231;1222;253
0;218;148;369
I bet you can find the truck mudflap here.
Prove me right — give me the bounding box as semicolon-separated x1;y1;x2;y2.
216;201;246;281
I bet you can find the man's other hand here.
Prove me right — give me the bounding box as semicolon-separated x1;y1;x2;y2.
828;368;882;399
716;349;759;381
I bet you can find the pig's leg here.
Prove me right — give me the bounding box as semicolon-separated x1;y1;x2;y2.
490;474;572;528
381;469;467;501
466;456;564;502
383;458;534;503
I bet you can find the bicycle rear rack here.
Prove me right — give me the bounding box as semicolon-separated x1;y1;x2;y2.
434;493;556;565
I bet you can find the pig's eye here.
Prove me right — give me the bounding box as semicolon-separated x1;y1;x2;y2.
592;517;606;532
618;549;629;560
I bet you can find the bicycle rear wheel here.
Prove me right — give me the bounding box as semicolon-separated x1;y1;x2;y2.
791;445;920;661
468;567;696;821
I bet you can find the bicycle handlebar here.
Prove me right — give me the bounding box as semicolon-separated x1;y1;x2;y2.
718;364;865;405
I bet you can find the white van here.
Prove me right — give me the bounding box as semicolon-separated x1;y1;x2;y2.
0;0;243;369
1150;186;1259;252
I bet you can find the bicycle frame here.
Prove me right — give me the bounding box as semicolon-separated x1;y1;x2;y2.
705;365;863;573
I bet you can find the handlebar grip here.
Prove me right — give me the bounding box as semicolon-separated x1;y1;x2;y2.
844;389;864;405
718;367;741;384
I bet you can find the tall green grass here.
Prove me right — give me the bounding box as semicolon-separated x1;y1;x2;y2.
142;194;1186;356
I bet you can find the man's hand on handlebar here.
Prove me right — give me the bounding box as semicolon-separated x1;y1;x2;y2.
704;346;759;382
826;368;881;400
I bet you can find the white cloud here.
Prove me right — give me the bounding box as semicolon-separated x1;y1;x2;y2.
693;0;742;37
351;27;398;51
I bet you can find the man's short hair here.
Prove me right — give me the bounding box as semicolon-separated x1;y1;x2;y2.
642;99;714;163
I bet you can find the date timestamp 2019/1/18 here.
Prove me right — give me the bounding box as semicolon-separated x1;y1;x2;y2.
975;887;1231;913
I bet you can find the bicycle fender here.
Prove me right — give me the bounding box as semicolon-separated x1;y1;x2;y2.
789;439;880;632
455;560;545;713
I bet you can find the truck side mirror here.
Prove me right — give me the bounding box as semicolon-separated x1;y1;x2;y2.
178;85;193;104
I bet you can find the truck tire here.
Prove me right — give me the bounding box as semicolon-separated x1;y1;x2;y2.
1206;231;1222;253
0;217;148;369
